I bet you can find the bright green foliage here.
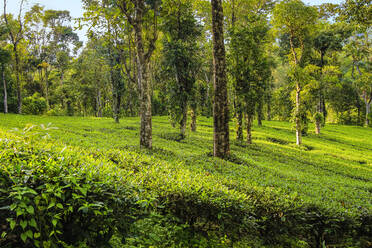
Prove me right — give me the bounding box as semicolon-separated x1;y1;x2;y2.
272;0;318;46
0;115;371;247
341;0;372;26
272;0;318;145
22;93;48;115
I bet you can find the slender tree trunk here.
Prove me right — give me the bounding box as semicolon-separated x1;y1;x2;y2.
296;85;302;145
60;71;64;85
231;2;242;141
365;93;371;126
97;89;102;117
319;52;326;124
45;69;50;111
290;36;302;145
136;29;152;148
321;95;327;125
14;50;22;114
66;100;72;116
108;48;122;123
190;107;197;132
236;102;243;141
356;94;362;125
315;120;321;134
211;0;230;158
246;112;253;144
257;99;263;126
2;68;7;114
60;71;65;108
267;102;271;121
113;87;120;123
180;102;188;138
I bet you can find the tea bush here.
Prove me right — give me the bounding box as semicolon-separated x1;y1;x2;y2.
0;115;371;247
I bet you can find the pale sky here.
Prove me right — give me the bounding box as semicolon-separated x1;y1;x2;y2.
2;0;345;43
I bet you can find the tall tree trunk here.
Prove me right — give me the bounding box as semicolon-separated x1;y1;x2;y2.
2;68;7;114
322;95;327;124
236;102;243;141
257;99;263;126
211;0;230;158
319;52;326;124
315;120;321;134
14;49;22;114
365;93;371;126
96;89;102;117
180;101;188;138
296;85;302;145
136;29;152;148
290;36;302;146
118;0;156;149
113;86;121;123
45;69;50;111
190;106;197;132
356;94;362;125
267;101;271;121
231;2;242;141
246;112;253;144
108;48;122;123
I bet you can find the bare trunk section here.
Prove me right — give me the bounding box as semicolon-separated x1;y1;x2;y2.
60;71;65;107
15;51;22;114
112;76;121;124
135;21;153;149
319;52;326;125
236;103;243;141
365;94;371;126
45;68;50;111
180;102;188;138
267;102;271;121
295;86;302;145
2;68;7;113
257;99;263;126
211;0;230;158
139;67;152;148
108;41;122;123
290;35;302;146
96;89;102;117
190;107;197;132
315;120;321;135
246;113;253;144
322;96;326;124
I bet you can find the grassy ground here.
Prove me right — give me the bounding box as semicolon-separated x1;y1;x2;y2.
1;113;371;216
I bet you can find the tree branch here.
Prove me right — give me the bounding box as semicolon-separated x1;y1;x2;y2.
117;0;135;26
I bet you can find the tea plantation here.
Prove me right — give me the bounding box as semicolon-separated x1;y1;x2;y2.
0;114;371;247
